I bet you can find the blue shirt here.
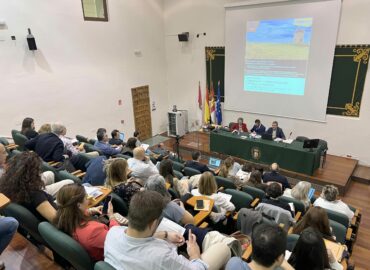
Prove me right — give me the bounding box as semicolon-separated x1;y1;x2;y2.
94;141;121;157
83;156;107;186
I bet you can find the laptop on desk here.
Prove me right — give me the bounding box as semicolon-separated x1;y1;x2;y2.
262;133;273;141
208;157;221;170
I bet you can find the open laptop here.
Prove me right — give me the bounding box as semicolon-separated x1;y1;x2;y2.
262;133;273;141
208;157;221;169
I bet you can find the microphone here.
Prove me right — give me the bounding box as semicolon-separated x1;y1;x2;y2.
288;132;293;140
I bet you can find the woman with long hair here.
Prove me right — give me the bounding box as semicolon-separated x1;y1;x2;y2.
21;117;38;139
293;206;335;241
54;183;119;261
288;227;343;270
0;152;57;222
105;158;143;205
121;137;137;157
246;170;267;191
283;181;311;209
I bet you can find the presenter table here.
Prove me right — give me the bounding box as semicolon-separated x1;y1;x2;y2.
210;131;321;176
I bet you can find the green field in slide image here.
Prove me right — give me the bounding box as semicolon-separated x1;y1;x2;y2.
245;43;310;60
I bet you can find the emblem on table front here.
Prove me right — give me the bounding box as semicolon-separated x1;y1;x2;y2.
251;147;261;160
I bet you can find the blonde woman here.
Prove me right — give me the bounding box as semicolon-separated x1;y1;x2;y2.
191;172;235;223
218;157;241;178
105;158;143;205
283;181;311;209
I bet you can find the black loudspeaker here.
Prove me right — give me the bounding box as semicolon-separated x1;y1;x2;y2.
178;32;189;42
26;28;37;51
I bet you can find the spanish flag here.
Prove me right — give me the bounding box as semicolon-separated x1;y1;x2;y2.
203;85;211;124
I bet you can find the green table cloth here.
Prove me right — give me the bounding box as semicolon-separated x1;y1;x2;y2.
210;130;321;176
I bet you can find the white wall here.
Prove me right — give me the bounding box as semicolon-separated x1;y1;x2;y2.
164;0;370;165
0;0;168;139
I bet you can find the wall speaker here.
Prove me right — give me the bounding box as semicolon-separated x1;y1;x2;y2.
178;32;189;42
26;28;37;51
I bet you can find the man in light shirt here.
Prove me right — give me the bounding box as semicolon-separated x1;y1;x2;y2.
104;190;230;270
127;147;158;182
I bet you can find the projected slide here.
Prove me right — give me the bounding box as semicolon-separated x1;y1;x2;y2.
244;18;313;95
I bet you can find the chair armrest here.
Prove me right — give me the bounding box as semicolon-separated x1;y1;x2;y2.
294;211;302;222
354;209;360;217
346;227;353;241
71;170;82;175
5;144;18;150
250;198;260;208
48;161;61;167
217;186;225;192
199;222;209;229
0;193;10;209
242;245;252;261
76;172;86;178
287;227;294;235
233;212;239;221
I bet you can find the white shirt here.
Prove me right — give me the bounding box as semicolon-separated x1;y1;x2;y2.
60;135;81;156
191;189;235;222
104;226;208;270
127;157;159;182
313;197;354;221
235;169;250;182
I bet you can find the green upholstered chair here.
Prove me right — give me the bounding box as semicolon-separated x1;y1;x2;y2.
11;129;20;140
56;170;81;183
242;185;266;200
183;167;201;177
2;202;45;245
76;135;89;143
224;189;253;211
329;219;347;244
115;154;132;160
172;161;185;172
295;136;309;142
13;132;28;151
326;208;350;228
38;222;94;270
84;143;102;155
279;196;306;214
94;261;116;270
215;176;237;190
174;170;184;180
41;161;58;174
110;193;129;217
89;139;97;145
0;137;9;145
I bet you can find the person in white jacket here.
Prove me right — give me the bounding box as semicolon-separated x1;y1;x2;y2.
127;147;158;182
191;172;235;223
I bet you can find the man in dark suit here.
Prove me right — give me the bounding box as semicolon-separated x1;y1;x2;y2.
185;151;214;174
262;182;294;217
250;119;266;135
230;117;248;133
266;121;285;139
263;163;291;191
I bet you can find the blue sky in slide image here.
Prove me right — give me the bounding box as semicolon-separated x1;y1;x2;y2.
247;18;313;44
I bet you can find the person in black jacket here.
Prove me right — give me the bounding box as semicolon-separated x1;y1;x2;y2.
263;163;291;191
262;182;294;217
185;151;214;174
21;117;39;139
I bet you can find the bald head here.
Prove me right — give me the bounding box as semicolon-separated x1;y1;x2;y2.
133;147;145;160
271;163;279;171
0;144;8;167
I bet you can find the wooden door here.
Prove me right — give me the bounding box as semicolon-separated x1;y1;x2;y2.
131;85;152;141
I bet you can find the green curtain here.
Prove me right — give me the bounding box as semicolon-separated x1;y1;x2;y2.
205;47;225;101
327;45;370;117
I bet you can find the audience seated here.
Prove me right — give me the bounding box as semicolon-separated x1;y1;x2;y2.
127;147;158;182
235;163;253;182
245;170;268;191
21;117;38;139
293;206;336;241
54;184;119;261
288;227;343;270
58;124;85;157
94;130;122;158
133;131;141;147
225;223;293;270
262;182;294;217
159;159;179;190
121;137;137;157
313;185;354;222
109;129;124;146
191;172;235;223
263;163;291;190
185;151;214;174
218;157;241;179
0;152;58;222
38;123;51;134
250;119;266;135
0;216;18;270
283;181;311;209
152;142;169;157
104;190;231;270
266;121;286;140
105;158;143;205
145;175;194;225
83;156;107;186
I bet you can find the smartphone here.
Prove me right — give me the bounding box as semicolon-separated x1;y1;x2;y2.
102;195;112;215
196;199;204;210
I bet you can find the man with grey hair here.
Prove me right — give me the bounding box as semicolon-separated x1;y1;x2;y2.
313;185;354;222
127;147;158;182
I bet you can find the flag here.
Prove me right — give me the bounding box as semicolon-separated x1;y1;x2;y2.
209;81;216;123
216;81;222;125
203;84;211;124
198;81;202;110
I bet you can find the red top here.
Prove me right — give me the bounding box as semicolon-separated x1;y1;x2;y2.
73;220;119;261
231;123;248;132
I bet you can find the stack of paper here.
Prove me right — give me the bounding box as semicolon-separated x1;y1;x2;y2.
283;139;294;144
156;217;186;235
84;186;103;199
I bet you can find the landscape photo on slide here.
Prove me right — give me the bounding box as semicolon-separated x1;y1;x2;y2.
244;17;313;96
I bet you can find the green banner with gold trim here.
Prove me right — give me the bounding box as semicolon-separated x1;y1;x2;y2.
327;45;369;117
205;47;225;102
